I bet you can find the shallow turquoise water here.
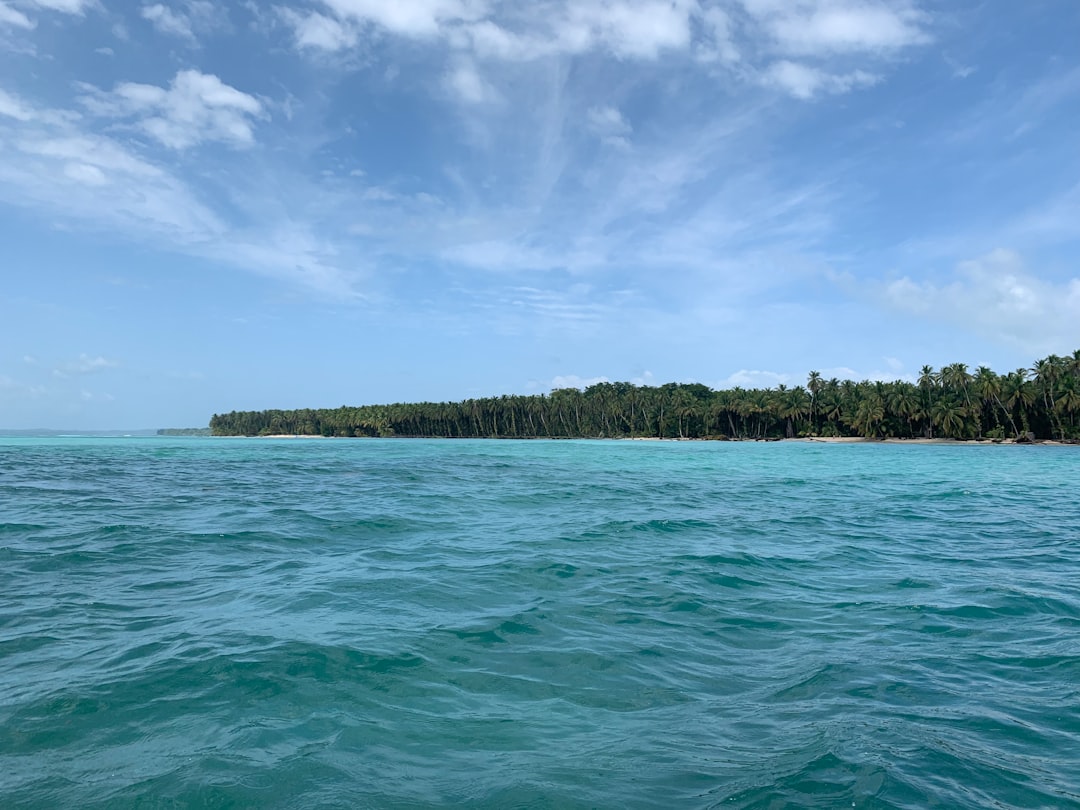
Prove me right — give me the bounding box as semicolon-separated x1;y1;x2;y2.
1;437;1079;808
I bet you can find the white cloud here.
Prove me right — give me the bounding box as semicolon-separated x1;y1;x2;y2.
696;6;739;64
764;60;878;99
884;249;1080;354
0;87;33;120
140;2;226;41
587;104;632;148
18;135;170;179
25;0;93;14
539;369;654;391
944;55;974;79
79;389;115;402
212;225;362;300
742;0;930;56
0;88;359;298
278;7;358;50
63;161;108;185
718;363;911;388
550;374;611;390
444;59;498;104
721;369;792;388
278;0;928;108
6;128;227;238
565;0;695;59
451;283;620;340
54;354;118;377
79;70;264;149
0;1;33;28
278;1;677;62
142;3;194;38
319;0;485;38
463;18;527;59
0;375;46;399
443;238;604;273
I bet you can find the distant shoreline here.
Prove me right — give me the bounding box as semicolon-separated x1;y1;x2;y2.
210;351;1080;443
245;434;1074;446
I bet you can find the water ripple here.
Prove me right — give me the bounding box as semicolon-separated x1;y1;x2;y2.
1;437;1079;808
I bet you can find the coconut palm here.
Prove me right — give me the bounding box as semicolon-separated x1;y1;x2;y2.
941;362;979;437
1054;376;1080;437
932;397;967;439
886;382;920;438
1032;356;1067;439
973;365;1019;438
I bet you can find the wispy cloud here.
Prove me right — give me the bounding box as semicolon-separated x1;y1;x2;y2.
79;389;115;402
78;70;265;150
54;354;119;377
763;60;878;99
19;0;92;15
281;0;930;102
0;87;34;120
586;104;632;149
277;7;358;50
141;1;226;42
1;1;938;313
24;0;94;15
0;82;360;297
0;375;46;399
0;2;34;29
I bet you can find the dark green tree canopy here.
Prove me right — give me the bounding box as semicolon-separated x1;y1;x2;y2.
210;350;1080;442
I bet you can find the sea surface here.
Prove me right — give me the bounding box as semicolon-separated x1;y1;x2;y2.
2;437;1079;809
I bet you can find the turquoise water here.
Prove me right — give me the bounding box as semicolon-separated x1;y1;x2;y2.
2;437;1079;809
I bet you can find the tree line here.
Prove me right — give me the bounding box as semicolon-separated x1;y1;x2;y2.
209;350;1080;441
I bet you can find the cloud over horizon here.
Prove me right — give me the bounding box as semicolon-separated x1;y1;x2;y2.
0;0;1078;428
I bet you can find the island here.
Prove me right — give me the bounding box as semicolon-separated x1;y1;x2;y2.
209;351;1080;442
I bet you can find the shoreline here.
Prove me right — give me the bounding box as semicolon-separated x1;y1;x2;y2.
248;434;1074;446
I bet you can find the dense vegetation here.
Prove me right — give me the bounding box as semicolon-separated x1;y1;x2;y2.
210;351;1080;441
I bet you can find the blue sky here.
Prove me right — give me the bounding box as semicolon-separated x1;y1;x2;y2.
1;0;1078;429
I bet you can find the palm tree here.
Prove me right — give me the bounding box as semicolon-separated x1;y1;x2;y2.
973;365;1018;438
1003;370;1035;435
941;362;979;437
886;382;920;438
932;397;966;439
1054;376;1080;438
1032;356;1067;439
851;396;885;438
807;371;823;434
778;387;810;438
918;365;939;437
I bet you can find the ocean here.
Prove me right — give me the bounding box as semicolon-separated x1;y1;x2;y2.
1;437;1078;808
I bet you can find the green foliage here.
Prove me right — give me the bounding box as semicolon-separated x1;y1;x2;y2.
209;350;1080;442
